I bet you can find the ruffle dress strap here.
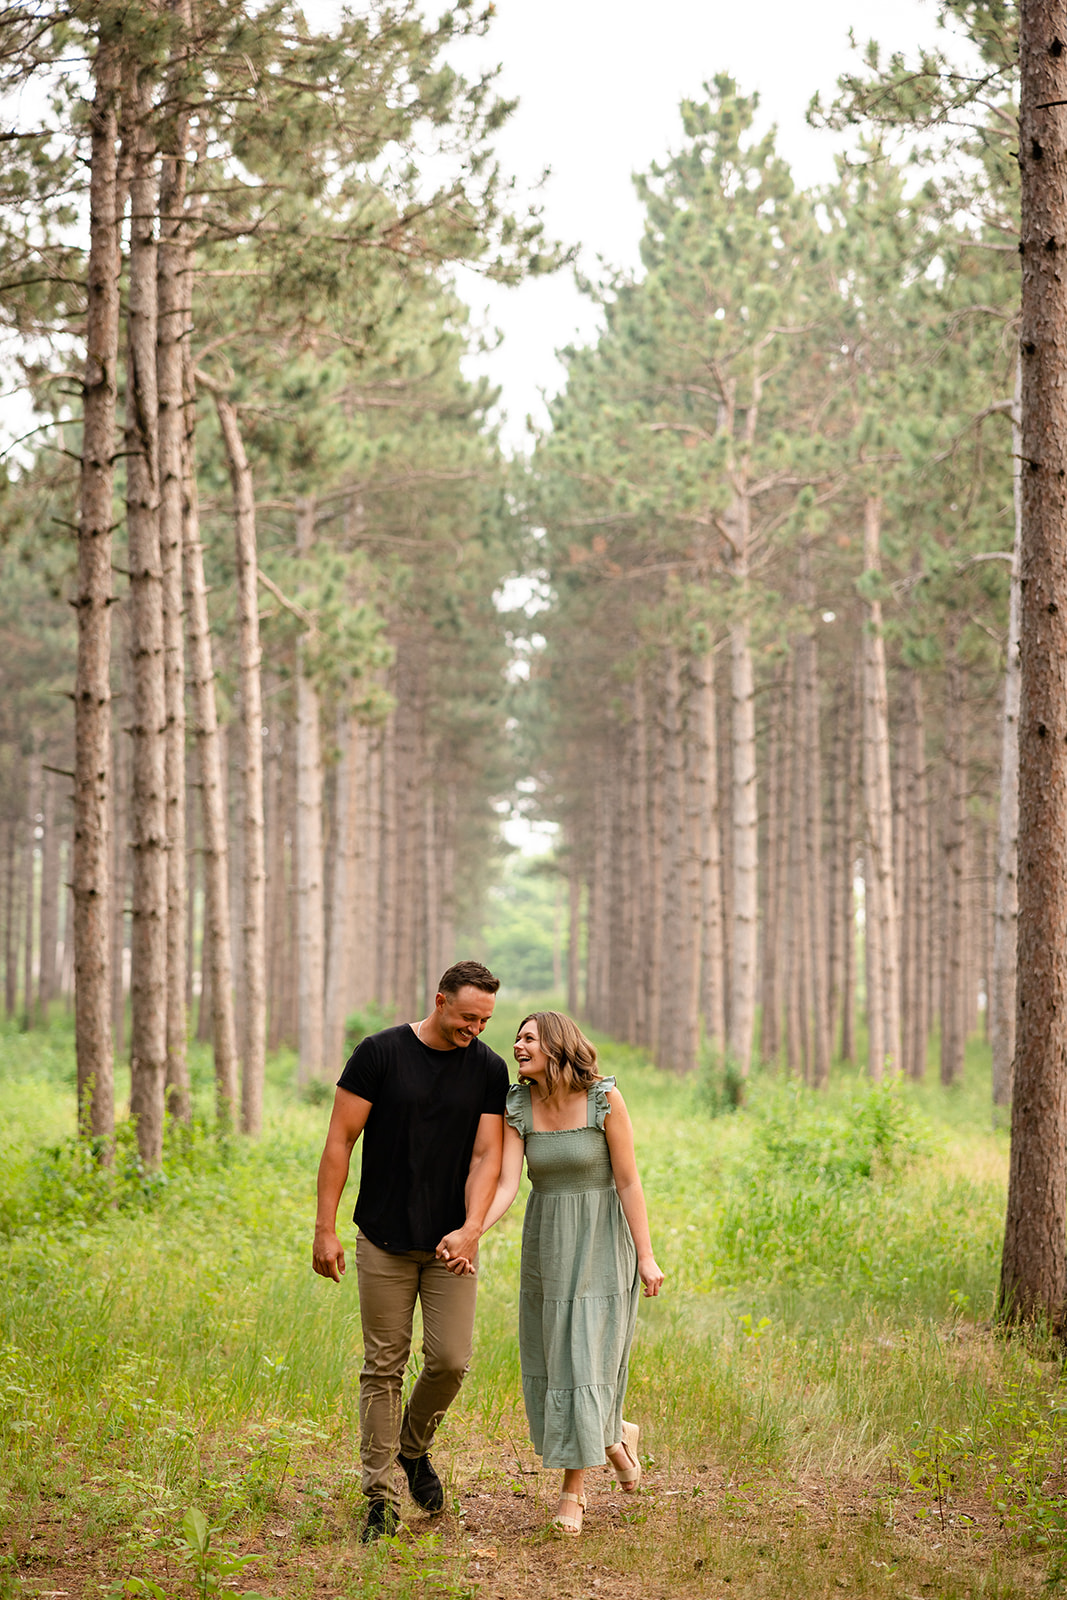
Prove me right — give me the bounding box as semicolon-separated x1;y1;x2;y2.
588;1075;616;1130
505;1080;532;1138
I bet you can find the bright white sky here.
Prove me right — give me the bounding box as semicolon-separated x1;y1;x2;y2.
443;0;959;449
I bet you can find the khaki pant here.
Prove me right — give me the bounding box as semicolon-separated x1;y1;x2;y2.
355;1231;479;1507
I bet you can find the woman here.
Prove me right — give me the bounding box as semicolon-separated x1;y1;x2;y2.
481;1011;664;1535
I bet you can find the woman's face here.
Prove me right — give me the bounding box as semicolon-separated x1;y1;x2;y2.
514;1019;549;1083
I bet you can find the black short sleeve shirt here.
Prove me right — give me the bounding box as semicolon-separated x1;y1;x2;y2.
337;1023;509;1253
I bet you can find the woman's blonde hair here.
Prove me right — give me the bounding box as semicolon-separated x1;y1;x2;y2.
516;1011;601;1096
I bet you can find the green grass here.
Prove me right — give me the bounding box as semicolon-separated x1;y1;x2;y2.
0;1008;1060;1598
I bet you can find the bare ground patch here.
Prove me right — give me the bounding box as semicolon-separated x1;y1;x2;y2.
2;1440;1049;1600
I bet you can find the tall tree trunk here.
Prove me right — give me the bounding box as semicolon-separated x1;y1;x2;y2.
438;782;456;986
646;679;665;1051
59;831;74;1005
992;364;1023;1108
718;655;735;1041
208;385;265;1130
393;676;421;1021
183;375;239;1122
797;592;830;1087
566;833;581;1017
157;2;192;1122
901;670;931;1079
1000;0;1067;1327
784;675;806;1079
692;652;726;1057
759;682;784;1065
324;709;360;1070
350;723;381;1010
827;685;845;1059
839;665;861;1065
422;788;439;1017
110;709;128;1053
631;673;653;1049
295;495;326;1082
379;706;398;1010
940;651;968;1088
729;617;759;1078
265;718;286;1051
38;765;59;1019
74;29;122;1142
22;737;42;1028
860;496;901;1078
126;83;168;1169
658;648;688;1070
4;816;17;1018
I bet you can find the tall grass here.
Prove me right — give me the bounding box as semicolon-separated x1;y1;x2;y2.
0;1007;1060;1597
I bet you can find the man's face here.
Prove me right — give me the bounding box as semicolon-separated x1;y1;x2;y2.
435;985;496;1048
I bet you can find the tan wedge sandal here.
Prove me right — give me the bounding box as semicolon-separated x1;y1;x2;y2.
608;1420;641;1492
552;1492;585;1535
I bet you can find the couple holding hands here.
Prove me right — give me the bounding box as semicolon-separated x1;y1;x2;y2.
312;959;664;1542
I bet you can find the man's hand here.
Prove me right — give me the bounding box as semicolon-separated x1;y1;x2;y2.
435;1226;479;1276
313;1226;346;1282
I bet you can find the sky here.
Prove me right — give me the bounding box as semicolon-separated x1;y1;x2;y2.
441;0;960;449
434;0;962;849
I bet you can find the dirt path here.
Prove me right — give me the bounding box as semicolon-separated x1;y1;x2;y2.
4;1445;1046;1600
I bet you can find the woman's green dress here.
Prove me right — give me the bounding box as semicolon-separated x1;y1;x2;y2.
505;1076;639;1470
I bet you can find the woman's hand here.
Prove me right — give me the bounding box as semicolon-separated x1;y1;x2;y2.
638;1253;664;1297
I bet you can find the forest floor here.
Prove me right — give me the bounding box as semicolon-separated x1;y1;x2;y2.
0;1006;1061;1600
4;1415;1051;1600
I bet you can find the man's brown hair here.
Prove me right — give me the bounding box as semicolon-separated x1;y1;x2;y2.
438;960;500;998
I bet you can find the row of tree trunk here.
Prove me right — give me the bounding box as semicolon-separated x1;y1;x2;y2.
568;605;1000;1085
0;758;75;1027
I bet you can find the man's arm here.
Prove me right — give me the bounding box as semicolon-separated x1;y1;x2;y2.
312;1086;373;1282
435;1111;504;1273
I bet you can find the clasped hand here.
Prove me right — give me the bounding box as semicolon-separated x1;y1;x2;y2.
435;1226;478;1276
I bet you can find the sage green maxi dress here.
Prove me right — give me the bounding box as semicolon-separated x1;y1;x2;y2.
505;1076;640;1469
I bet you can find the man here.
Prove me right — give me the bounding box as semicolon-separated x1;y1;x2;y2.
312;960;508;1542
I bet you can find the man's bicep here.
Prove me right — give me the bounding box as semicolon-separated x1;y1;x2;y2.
329;1086;373;1145
470;1111;504;1163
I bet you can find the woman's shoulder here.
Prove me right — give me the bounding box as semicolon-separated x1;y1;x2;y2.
590;1075;618;1130
505;1079;532;1135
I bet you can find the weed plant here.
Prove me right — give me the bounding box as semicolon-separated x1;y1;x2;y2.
0;1005;1061;1598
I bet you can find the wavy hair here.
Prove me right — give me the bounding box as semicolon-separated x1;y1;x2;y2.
516;1011;601;1096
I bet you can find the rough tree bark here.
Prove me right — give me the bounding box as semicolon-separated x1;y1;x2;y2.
729;613;759;1078
901;670;931;1079
207;383;265;1132
324;710;360;1070
992;363;1023;1108
183;367;239;1123
860;495;901;1079
1000;0;1067;1328
110;705;128;1053
73;28;122;1142
692;652;726;1057
759;683;784;1065
940;649;968;1087
658;646;691;1070
294;495;326;1082
125;73;169;1171
38;764;59;1018
157;0;192;1122
797;578;831;1088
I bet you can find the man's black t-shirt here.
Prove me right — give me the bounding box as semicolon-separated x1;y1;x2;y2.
337;1023;509;1254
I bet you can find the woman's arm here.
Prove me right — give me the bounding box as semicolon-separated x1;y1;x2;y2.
603;1088;664;1298
480;1120;526;1232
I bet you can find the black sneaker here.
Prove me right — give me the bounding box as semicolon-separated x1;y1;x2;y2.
397;1449;445;1513
360;1499;400;1543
